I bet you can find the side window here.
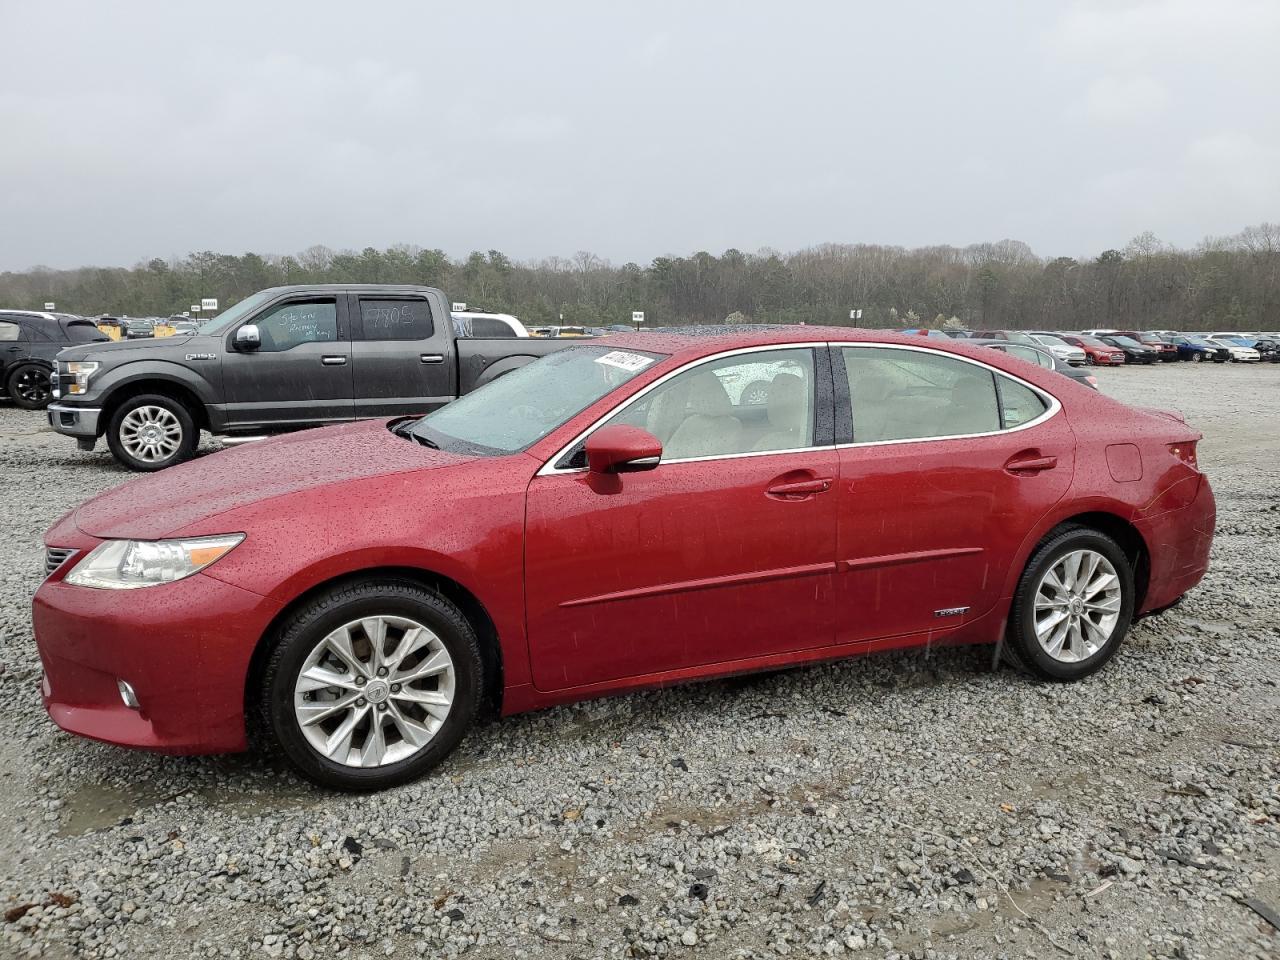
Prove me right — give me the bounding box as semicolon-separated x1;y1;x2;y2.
359;298;433;341
843;347;1000;442
603;348;815;461
469;317;515;338
0;321;22;342
253;300;338;352
997;375;1047;428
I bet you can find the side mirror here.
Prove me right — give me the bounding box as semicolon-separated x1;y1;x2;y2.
234;324;261;350
585;425;662;474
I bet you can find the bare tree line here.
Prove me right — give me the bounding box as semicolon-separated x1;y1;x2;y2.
2;223;1278;331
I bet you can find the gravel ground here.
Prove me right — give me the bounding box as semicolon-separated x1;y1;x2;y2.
1;364;1277;960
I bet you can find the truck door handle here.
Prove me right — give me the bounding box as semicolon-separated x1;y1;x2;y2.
766;477;834;499
321;355;347;365
420;354;444;364
1005;454;1057;474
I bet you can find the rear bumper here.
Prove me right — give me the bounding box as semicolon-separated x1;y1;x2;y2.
1135;475;1216;614
47;404;101;439
33;565;282;754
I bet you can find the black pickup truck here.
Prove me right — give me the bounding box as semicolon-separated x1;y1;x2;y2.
48;284;571;470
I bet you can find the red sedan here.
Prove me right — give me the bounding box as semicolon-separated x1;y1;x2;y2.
1057;334;1127;366
34;329;1215;790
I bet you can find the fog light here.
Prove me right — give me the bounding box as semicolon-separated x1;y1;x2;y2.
117;679;140;710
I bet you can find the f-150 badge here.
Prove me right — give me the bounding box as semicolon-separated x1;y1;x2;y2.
185;353;218;361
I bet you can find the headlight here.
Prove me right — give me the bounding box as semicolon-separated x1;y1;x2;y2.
61;361;100;395
65;534;245;590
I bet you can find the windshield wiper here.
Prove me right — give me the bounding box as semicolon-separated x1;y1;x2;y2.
390;418;438;448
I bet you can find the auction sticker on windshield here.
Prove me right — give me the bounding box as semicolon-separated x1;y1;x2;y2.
595;350;655;372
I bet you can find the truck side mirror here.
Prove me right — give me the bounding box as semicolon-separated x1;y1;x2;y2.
234;324;261;351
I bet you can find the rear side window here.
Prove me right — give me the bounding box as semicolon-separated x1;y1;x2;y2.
997;376;1047;428
0;322;21;342
843;347;1000;441
253;299;338;352
359;298;433;341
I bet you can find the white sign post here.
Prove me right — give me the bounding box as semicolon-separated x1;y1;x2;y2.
849;309;863;321
44;302;56;311
190;305;201;314
451;302;467;312
201;298;219;312
631;311;645;325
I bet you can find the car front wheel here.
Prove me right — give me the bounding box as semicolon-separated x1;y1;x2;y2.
1003;527;1135;681
105;394;198;471
259;578;484;790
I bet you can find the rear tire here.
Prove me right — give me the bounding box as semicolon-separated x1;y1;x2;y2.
258;579;484;791
1002;527;1135;681
6;363;52;410
105;393;198;471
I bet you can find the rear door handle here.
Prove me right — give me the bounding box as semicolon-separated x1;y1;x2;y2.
766;477;834;498
420;354;445;364
321;355;347;365
1005;454;1057;474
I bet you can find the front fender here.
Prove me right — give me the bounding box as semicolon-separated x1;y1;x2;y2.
83;358;221;409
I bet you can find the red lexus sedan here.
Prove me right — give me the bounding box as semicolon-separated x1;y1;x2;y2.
34;329;1215;790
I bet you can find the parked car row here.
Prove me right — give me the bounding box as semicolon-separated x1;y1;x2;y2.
909;328;1280;365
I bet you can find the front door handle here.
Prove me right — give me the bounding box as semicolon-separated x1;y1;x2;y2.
321;355;347;365
420;354;444;364
766;477;834;499
1005;454;1057;474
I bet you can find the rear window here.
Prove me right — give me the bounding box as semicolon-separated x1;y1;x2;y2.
64;320;108;342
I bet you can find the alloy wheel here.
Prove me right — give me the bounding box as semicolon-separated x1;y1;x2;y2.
118;405;183;462
14;368;51;405
292;615;456;768
1032;549;1123;663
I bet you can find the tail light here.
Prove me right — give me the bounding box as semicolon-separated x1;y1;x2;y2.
1168;441;1199;470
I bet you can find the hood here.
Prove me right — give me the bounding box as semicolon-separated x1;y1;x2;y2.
75;419;470;539
58;334;203;361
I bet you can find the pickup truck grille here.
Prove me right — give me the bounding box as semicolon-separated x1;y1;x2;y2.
45;547;76;577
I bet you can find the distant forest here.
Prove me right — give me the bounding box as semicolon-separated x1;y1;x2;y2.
3;223;1279;331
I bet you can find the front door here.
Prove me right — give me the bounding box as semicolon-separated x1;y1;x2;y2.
221;295;354;431
349;292;456;418
832;344;1075;643
524;346;839;691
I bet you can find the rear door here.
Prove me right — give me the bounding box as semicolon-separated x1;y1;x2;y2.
221;294;354;431
350;292;456;418
0;320;29;382
832;344;1075;643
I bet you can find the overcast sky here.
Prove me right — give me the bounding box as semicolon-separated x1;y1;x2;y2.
2;0;1277;271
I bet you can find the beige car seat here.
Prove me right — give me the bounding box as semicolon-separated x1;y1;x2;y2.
753;373;809;450
662;373;744;459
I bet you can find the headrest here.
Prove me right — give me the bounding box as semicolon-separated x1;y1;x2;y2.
767;373;805;426
685;373;733;417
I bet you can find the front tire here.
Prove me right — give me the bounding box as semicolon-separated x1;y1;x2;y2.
258;579;484;791
6;363;53;410
105;394;198;471
1003;528;1135;681
1190;352;1202;363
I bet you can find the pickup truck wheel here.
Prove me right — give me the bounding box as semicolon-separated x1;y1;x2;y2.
106;394;198;471
258;579;484;791
6;363;53;410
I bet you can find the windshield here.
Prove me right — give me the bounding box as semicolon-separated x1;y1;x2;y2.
1002;331;1037;345
411;345;667;455
196;290;276;334
1033;335;1068;347
1074;335;1108;347
1110;336;1142;348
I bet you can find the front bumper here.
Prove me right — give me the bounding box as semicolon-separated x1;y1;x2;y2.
47;403;102;440
33;550;283;754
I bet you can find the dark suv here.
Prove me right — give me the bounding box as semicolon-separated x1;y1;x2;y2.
0;311;108;410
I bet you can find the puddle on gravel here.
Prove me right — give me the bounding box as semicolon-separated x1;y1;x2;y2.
58;781;169;836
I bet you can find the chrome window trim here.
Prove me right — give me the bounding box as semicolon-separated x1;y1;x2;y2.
535;339;1062;475
536;342;830;476
835;341;1061;448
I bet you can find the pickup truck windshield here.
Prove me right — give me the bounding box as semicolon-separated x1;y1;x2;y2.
411;345;667;455
197;290;276;335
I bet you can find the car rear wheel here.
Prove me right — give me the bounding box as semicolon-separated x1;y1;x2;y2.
106;394;198;471
6;363;53;410
259;578;484;790
1003;527;1134;681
